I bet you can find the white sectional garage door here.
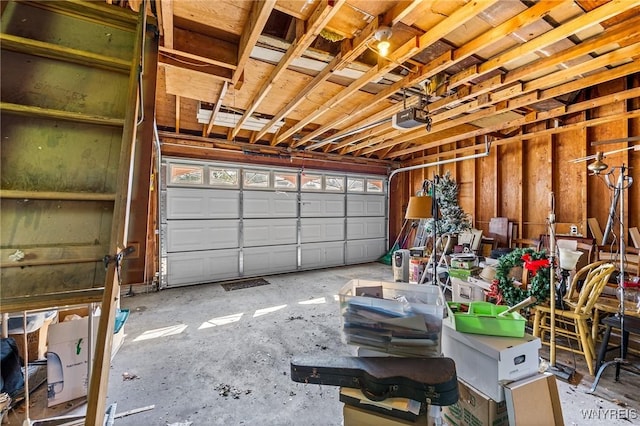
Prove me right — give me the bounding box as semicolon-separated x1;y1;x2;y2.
160;158;387;288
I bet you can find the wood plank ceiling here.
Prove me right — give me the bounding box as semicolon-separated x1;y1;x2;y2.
126;0;640;166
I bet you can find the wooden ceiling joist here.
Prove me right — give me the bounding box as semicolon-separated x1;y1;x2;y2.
299;1;560;150
151;0;640;163
279;0;501;147
204;81;228;137
232;0;277;86
229;0;346;139
317;5;640;158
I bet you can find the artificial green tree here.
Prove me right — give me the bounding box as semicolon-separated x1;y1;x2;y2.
425;171;472;235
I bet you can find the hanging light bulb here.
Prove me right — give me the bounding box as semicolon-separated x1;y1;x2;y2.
374;26;392;57
377;40;391;56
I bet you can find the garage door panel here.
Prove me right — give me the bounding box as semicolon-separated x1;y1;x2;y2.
243;245;297;275
346;238;386;264
167;188;239;219
347;195;385;217
300;193;344;217
243;191;297;218
167;249;239;286
162;160;387;287
167;219;239;251
243;219;297;247
300;217;344;243
346;217;385;239
301;242;345;268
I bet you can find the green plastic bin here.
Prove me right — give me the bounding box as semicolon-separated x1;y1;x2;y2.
446;301;525;337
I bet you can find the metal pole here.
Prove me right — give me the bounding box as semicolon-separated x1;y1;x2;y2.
589;164;637;393
618;165;626;367
548;193;557;367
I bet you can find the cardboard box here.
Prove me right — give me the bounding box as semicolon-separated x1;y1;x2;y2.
8;311;57;362
442;379;509;426
504;373;564;426
46;307;126;407
448;268;481;280
450;259;477;270
343;404;433;426
441;323;540;402
340;388;423;422
451;277;486;303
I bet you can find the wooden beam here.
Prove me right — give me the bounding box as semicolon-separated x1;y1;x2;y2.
394;83;640;160
204;81;228;137
278;0;500;147
387;0;424;26
1;290;105;315
523;41;640;93
449;0;567;87
0;190;116;201
175;95;180;132
0;33;131;72
160;0;173;47
480;0;640;76
1;102;125;127
505;15;640;84
158;131;395;168
301;0;551;151
335;16;379;70
254;53;343;143
350;29;637;155
230;0;346;139
159;46;236;71
86;6;145;422
162;64;228;103
232;0;276;85
158;49;233;80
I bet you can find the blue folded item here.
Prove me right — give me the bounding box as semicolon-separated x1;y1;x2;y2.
114;309;129;334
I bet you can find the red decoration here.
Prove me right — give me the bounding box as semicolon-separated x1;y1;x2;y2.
521;253;550;275
486;279;503;305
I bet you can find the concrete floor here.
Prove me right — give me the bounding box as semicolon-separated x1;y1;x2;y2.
6;262;640;425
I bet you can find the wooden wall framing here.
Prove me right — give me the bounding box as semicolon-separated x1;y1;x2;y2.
401;76;639;246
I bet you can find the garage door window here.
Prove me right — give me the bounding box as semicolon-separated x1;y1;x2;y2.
275;171;297;190
244;170;270;188
209;168;238;187
301;174;322;191
367;178;383;193
325;175;345;192
346;177;365;192
170;164;204;185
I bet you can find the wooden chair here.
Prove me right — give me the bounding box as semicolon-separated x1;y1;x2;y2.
563;260;610;340
596;245;640;277
532;262;616;375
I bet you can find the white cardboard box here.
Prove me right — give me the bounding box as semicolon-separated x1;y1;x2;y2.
441;323;540;402
451;277;486;303
46;308;98;407
46;307;125;407
504;373;564;426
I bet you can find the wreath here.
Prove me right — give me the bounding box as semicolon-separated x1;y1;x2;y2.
488;248;551;307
